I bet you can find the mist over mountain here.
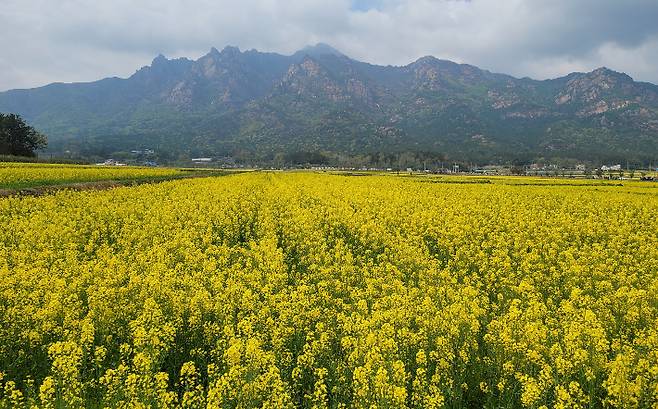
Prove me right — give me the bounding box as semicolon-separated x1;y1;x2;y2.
1;44;657;164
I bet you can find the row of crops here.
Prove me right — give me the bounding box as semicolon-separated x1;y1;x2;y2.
0;172;656;407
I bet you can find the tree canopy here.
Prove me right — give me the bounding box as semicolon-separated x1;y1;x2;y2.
0;113;47;157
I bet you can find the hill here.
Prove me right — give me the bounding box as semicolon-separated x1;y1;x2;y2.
1;44;657;164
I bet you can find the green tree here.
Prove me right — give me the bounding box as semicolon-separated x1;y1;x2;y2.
0;113;47;157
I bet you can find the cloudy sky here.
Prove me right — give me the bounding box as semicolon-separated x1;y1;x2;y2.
2;0;658;91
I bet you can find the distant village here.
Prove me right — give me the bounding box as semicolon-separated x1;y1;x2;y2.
92;148;658;181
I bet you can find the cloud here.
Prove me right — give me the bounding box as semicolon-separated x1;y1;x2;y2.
1;0;658;91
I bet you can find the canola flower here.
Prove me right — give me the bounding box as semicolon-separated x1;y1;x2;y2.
0;162;186;189
0;172;656;408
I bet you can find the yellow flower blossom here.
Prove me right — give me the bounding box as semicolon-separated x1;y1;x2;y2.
0;172;655;407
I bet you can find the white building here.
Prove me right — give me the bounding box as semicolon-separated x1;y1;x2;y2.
191;158;213;163
601;164;621;171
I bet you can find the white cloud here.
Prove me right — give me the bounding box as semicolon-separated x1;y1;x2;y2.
1;0;658;90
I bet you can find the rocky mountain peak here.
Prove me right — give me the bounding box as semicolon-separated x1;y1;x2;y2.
151;53;168;66
193;47;242;79
196;46;243;71
296;43;346;59
412;55;440;66
220;45;241;57
407;56;487;85
408;56;449;90
555;67;638;106
591;66;613;75
586;67;632;82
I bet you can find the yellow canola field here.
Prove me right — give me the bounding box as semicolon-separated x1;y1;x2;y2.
0;162;185;189
0;173;657;408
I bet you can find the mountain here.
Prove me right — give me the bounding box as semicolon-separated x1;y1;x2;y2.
1;43;657;163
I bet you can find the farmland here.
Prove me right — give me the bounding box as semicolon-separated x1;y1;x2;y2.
0;162;192;190
0;172;657;408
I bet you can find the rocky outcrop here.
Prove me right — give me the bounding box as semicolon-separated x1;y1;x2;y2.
1;44;657;161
